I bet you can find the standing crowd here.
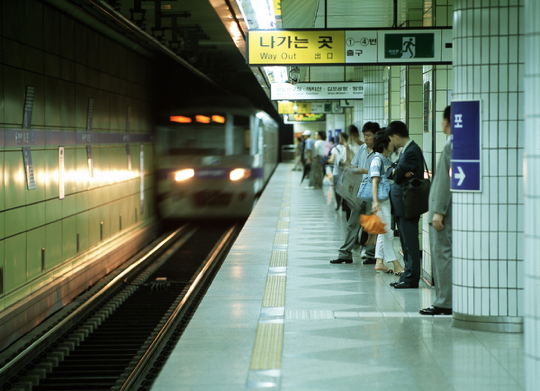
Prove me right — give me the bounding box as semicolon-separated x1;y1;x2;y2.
297;107;453;316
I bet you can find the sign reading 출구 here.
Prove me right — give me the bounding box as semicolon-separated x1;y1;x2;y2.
450;100;482;192
247;28;452;66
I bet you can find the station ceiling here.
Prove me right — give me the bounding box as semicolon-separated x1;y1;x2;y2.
69;0;432;116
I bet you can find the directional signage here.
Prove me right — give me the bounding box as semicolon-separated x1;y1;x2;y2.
271;82;363;100
451;100;482;192
247;30;345;65
247;28;452;66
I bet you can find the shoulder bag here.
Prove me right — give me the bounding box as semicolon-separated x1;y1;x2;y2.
357;155;390;202
402;155;431;219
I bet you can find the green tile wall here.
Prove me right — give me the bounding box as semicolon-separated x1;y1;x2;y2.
27;227;45;280
4;234;27;293
45;221;62;270
0;0;157;297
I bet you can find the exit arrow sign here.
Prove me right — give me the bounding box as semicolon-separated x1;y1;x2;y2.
450;100;482;192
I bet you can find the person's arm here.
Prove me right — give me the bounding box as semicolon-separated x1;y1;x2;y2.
393;147;421;183
371;176;380;213
431;141;452;231
327;152;336;164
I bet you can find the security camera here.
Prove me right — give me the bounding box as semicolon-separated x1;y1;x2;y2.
288;67;300;85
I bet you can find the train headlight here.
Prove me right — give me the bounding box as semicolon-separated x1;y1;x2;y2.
230;168;250;181
175;169;195;181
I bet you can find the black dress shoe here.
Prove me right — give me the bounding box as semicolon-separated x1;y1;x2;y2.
330;258;353;264
393;282;419;289
362;258;376;265
419;306;452;315
389;281;400;287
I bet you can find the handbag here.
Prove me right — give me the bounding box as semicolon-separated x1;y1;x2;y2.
357;155;390;202
402;156;431;219
360;214;386;234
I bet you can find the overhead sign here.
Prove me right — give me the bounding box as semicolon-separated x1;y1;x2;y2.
271;82;363;100
286;113;326;122
247;30;345;65
247;28;452;66
278;101;311;114
451;100;482;192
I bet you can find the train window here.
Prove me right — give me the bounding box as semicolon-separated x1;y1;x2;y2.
160;125;226;155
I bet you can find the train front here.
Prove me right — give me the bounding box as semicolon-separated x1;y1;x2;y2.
156;109;261;219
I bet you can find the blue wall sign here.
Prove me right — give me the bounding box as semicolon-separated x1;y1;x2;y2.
451;100;481;192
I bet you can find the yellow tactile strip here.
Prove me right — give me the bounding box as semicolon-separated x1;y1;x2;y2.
250;323;284;370
279;210;290;218
273;233;288;245
276;220;289;230
280;202;290;208
270;251;287;267
262;275;286;307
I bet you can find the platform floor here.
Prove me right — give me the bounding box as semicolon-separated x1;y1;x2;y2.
151;163;524;391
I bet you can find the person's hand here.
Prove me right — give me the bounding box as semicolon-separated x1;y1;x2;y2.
405;171;414;177
372;201;379;213
432;213;445;231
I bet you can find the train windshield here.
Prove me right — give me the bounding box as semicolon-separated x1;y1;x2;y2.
161;114;251;156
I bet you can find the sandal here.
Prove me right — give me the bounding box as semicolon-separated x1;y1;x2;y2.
394;270;404;276
374;266;393;274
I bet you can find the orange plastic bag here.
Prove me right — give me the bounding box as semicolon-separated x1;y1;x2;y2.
360;214;386;235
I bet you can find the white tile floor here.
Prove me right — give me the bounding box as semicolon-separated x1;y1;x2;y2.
151;163;524;391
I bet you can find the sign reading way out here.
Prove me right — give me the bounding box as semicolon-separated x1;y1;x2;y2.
247;28;452;66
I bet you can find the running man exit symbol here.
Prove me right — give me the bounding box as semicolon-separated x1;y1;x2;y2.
402;37;416;58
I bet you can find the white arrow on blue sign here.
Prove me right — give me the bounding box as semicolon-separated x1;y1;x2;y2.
450;100;482;192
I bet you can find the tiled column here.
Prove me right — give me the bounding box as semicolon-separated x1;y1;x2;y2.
363;66;385;125
524;0;540;387
452;0;524;332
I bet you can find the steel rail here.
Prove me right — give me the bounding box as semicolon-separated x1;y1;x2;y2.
118;224;239;391
0;225;188;378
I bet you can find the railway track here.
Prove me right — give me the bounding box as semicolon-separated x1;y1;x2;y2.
0;221;241;391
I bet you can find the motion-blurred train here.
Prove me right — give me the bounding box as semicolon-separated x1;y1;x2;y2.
155;98;279;219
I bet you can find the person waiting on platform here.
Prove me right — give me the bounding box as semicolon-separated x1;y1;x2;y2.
420;106;453;315
386;121;425;289
307;131;326;189
293;136;303;171
370;131;405;275
329;122;379;264
327;132;351;212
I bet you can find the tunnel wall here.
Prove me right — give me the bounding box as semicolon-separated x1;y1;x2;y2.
0;0;159;348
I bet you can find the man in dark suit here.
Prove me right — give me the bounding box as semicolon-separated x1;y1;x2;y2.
386;121;425;289
420;106;453;315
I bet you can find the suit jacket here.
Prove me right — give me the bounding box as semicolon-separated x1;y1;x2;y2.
428;137;452;223
387;140;425;217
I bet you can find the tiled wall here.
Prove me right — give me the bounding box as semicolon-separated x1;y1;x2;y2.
363;66;385;125
0;1;156;309
452;0;524;324
524;0;540;386
350;100;364;132
384;66;401;125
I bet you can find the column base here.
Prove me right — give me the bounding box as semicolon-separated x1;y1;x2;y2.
453;312;523;333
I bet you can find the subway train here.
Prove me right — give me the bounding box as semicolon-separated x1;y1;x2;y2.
155;98;279;219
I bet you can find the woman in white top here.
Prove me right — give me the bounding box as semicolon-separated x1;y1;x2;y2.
311;131;327;188
370;132;405;275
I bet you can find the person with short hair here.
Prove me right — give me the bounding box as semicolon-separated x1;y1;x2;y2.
420;106;453;315
386;121;425;288
293;136;303;171
330;122;380;264
310;131;326;188
327;132;351;210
